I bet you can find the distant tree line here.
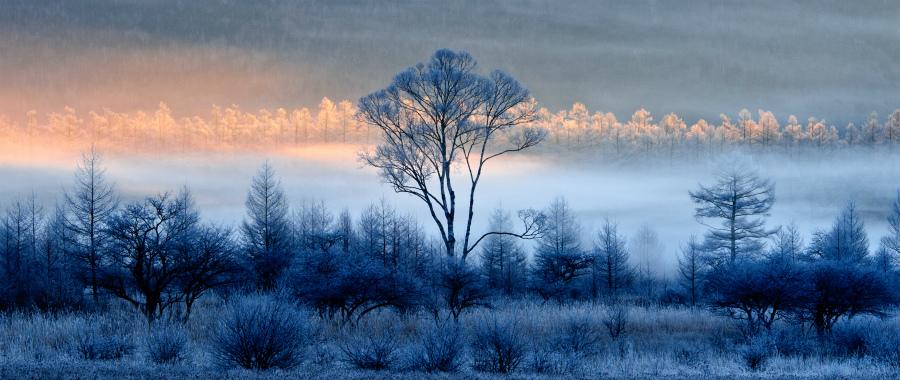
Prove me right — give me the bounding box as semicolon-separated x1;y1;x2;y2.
2;102;898;157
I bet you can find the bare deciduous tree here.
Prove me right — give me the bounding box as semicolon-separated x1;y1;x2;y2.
101;190;198;323
358;49;546;260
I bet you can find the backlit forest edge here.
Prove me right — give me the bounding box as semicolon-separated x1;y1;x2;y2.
1;49;900;379
3;97;900;156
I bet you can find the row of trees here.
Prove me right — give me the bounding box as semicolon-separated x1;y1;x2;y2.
682;167;900;337
1;99;367;150
536;106;900;156
3;103;899;157
2;149;899;340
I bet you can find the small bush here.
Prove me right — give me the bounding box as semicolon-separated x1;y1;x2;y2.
211;294;308;370
470;317;528;373
602;304;629;340
528;345;579;375
73;329;133;361
145;322;189;364
672;345;705;365
830;321;870;357
555;314;603;355
867;328;900;367
739;334;774;371
341;328;400;371
771;326;816;357
412;321;465;372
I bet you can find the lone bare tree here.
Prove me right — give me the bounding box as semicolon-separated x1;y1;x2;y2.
358;49;546;260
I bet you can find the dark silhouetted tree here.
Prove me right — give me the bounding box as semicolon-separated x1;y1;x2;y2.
359;49;545;259
241;162;292;290
64;148;118;305
591;219;632;300
479;208;528;297
531;198;591;301
101;190;198;323
807;202;869;263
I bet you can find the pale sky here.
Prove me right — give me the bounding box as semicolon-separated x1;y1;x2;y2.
1;0;898;125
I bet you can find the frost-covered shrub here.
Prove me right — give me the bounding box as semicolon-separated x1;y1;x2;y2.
65;313;137;361
867;328;900;367
411;321;465;372
145;322;189;364
528;345;579;375
73;328;133;361
470;317;528;373
555;314;603;355
211;294;308;370
830;321;870;357
672;345;706;366
739;334;774;371
341;327;400;371
771;326;816;357
309;341;341;368
603;305;629;340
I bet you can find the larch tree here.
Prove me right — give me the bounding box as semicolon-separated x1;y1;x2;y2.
660;112;686;157
531;197;591;301
738;109;756;146
808;202;869;263
783;115;804;150
241;162;293;290
845;122;860;147
592;219;632;300
358;49;546;260
64;148;118;305
862;111;881;147
757;110;781;148
880;191;900;263
886;109;900;147
678;235;703;307
769;222;804;261
690;166;775;264
479;207;528;296
1;200;34;307
317;97;335;143
632;224;664;300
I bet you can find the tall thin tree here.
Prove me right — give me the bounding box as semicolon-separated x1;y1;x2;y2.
241;162;292;290
64;147;118;305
